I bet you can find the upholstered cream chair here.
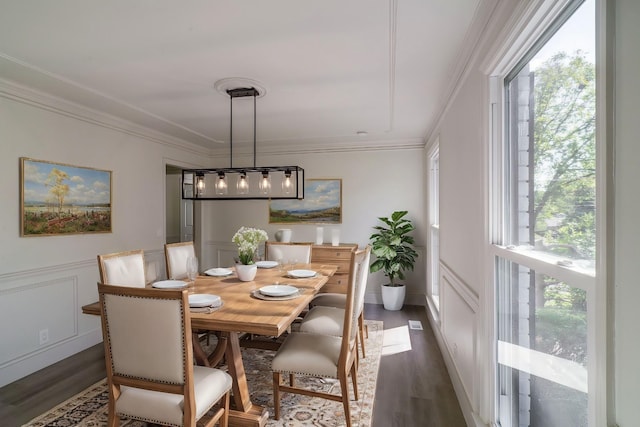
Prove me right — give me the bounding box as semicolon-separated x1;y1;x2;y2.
98;284;232;427
97;249;147;287
264;242;313;264
271;248;367;427
302;245;371;358
165;241;196;280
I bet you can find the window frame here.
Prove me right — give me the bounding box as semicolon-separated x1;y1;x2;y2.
427;140;441;315
485;0;609;425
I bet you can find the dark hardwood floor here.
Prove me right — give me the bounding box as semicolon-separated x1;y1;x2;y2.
0;304;466;427
365;304;466;427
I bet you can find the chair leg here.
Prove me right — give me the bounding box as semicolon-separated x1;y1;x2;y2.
220;391;230;427
273;372;282;420
339;374;352;427
107;384;119;427
358;314;366;358
350;362;359;401
289;373;295;387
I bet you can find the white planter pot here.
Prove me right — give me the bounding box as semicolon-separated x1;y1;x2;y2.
381;284;405;311
236;264;258;282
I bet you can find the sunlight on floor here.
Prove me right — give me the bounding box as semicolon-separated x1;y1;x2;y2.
382;325;412;356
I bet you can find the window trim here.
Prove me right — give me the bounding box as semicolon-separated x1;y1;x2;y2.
426;139;441;318
486;0;608;425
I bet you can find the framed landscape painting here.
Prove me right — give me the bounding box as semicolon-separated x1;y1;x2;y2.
269;178;342;224
20;158;112;236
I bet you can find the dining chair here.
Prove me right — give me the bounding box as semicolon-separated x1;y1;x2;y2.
97;249;147;287
98;284;232;427
264;241;313;264
271;248;367;427
299;245;371;359
165;241;196;280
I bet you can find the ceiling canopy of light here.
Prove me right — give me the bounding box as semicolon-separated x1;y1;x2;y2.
182;87;304;200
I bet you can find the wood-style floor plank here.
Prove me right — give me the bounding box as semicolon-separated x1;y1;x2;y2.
365;304;466;427
0;304;466;427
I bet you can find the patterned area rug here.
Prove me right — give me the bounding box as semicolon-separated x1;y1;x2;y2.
24;320;383;427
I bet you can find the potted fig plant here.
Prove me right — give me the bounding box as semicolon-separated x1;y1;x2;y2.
369;210;418;310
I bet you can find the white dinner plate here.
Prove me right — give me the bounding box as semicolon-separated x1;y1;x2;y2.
189;294;222;308
256;260;278;269
287;269;317;278
259;285;298;297
204;268;233;277
152;279;188;289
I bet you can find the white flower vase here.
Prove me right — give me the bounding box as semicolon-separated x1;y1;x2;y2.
236;264;258;282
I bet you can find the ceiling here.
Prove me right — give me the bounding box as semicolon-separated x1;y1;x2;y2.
0;0;486;153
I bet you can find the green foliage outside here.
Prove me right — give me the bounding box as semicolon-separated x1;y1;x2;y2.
531;52;594;365
533;51;596;260
536;280;587;365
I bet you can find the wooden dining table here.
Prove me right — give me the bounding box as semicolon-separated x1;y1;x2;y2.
82;262;337;427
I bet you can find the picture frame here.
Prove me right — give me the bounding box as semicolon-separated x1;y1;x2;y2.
20;157;112;236
269;178;342;224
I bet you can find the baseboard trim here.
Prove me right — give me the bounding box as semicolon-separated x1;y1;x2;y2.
0;329;102;388
425;302;488;427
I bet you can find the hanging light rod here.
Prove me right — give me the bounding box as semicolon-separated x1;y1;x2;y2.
182;86;304;200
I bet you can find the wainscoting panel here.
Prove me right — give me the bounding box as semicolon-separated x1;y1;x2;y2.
0;277;77;365
0;249;166;388
440;263;479;414
202;241;241;270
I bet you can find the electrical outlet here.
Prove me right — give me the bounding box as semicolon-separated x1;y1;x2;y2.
39;329;49;345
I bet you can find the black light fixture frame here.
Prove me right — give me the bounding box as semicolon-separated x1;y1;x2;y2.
182;87;304;200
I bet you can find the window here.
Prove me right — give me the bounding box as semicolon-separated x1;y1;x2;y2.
428;145;440;311
492;0;596;425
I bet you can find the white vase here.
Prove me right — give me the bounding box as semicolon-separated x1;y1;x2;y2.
236;264;258;282
381;283;406;311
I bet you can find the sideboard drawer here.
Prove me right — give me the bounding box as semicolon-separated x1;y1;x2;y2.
311;243;357;294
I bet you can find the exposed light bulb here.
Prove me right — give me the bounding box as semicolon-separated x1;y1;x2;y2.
282;170;293;195
237;172;249;195
196;174;205;196
215;172;227;195
259;171;271;194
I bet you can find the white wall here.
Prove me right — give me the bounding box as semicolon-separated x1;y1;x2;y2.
196;148;427;306
0;90;207;386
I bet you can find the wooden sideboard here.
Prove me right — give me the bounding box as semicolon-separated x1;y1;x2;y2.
311;243;358;294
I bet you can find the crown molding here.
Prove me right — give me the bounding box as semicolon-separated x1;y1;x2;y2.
208;136;424;160
0;77;212;157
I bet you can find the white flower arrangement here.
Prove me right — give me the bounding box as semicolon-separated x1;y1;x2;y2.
232;226;269;265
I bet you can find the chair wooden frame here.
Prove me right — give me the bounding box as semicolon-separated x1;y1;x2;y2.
164;241;196;280
305;245;371;358
271;248;368;427
97;249;147;287
98;284;230;427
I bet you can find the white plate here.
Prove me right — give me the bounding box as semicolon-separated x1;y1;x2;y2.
256;260;278;269
189;294;222;308
204;268;233;277
152;280;188;289
259;285;298;297
287;269;317;278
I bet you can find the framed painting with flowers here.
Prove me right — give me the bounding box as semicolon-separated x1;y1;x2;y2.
20;158;112;236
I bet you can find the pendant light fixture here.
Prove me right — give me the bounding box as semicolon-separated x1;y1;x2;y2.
182;86;304;200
